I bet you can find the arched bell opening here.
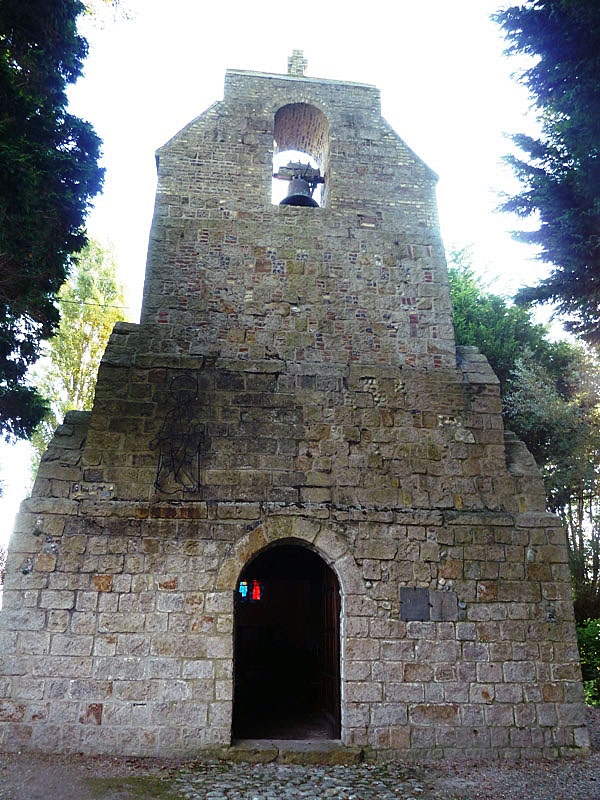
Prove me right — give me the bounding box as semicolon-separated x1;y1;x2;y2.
232;540;341;740
272;103;330;207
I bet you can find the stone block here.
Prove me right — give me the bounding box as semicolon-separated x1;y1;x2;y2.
415;639;460;662
208;701;230;728
50;635;93;656
494;684;524;704
455;621;476;640
574;726;590;749
70;613;98;635
556;702;587;727
75;591;99;612
405;621;435;640
460;704;486;727
442;683;470;703
385;683;424;703
206;636;233;659
0;700;25;722
97;594;118;612
409;703;459;725
17;632;50;655
34;554;57;573
424;682;445;703
11;678;45;701
92;657;145;681
484;704;514;726
503;661;536;683
92;575;113;592
150;635;204;659
469;685;494;704
497;581;541;603
313;528;349;560
39;590;75;610
2;610;46;631
97;613;146;634
345;681;383;703
346;637;381;661
476;662;503;683
32;656;93;678
115;634;150;657
461;642;489;662
403;662;433;682
345;661;372;681
47;611;70;633
156;593;185;613
68;679;114;700
204;592;232;614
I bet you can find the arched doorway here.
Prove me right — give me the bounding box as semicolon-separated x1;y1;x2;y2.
232;541;341;740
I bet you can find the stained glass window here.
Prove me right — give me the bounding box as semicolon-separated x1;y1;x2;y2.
237;579;263;602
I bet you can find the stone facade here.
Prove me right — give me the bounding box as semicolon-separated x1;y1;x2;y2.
0;58;589;759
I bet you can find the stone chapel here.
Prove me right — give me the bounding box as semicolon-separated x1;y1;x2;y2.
0;52;589;759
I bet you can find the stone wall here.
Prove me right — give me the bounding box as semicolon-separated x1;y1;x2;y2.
0;60;588;759
0;350;586;758
0;481;585;757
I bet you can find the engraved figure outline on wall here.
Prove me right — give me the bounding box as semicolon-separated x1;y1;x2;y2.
150;371;206;493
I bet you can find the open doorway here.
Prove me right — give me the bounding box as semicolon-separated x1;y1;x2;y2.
232;541;341;740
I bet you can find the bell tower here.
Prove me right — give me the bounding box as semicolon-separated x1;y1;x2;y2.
0;53;587;760
139;54;455;372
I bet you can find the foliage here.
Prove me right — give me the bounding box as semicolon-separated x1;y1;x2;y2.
494;1;600;343
83;0;130;22
504;348;600;621
0;0;103;441
31;240;126;470
447;250;551;395
577;619;600;706
0;546;5;588
85;0;123;10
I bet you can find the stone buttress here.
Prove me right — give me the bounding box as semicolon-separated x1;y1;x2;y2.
0;58;589;759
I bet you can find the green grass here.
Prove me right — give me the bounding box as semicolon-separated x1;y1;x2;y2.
86;774;181;799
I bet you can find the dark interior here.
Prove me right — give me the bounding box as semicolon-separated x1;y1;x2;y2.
232;542;341;740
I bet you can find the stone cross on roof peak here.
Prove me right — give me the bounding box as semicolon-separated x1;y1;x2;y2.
287;49;308;77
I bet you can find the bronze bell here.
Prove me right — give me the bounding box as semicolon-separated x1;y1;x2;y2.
279;177;319;207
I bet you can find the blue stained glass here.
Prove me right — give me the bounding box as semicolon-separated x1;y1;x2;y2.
239;581;248;599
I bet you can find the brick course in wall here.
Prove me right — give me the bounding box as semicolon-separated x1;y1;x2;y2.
0;59;588;759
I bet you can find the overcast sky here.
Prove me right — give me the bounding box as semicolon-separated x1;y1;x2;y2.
1;0;545;548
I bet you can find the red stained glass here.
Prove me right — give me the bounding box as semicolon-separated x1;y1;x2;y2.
237;579;263;602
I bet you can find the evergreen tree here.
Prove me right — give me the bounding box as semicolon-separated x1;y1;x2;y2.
494;1;600;343
0;0;103;440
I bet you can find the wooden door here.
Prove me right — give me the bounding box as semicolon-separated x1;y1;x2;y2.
320;564;341;736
